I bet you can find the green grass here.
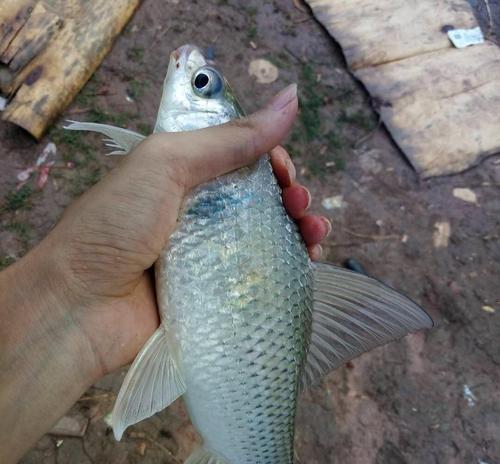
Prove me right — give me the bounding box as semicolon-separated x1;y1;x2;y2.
127;46;144;63
127;79;149;100
88;107;136;127
338;109;376;131
297;64;324;142
70;167;103;197
136;122;152;134
247;24;257;39
4;222;31;249
246;6;258;16
3;185;33;212
74;75;101;108
50;127;91;156
0;256;15;270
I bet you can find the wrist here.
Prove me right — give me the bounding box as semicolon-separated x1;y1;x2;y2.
0;233;102;390
0;236;103;462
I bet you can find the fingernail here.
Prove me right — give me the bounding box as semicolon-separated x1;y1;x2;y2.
268;83;297;111
310;244;323;260
321;217;332;237
303;187;311;209
285;157;296;184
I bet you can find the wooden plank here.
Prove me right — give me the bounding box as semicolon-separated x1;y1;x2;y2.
305;0;500;177
307;0;477;69
355;42;500;104
381;75;500;177
0;0;140;139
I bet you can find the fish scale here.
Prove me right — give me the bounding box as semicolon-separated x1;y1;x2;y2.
157;158;313;463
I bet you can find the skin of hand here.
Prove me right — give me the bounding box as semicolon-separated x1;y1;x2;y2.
0;84;331;462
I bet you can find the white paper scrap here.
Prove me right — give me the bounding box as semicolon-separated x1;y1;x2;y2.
448;27;484;49
0;96;7;111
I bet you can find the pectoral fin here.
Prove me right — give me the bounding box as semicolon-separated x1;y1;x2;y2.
64;121;145;155
111;325;186;440
301;263;433;389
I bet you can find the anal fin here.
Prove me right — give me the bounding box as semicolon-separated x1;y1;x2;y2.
301;262;433;389
185;447;228;464
111;325;186;440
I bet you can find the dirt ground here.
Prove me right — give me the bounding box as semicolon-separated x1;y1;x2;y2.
1;0;500;463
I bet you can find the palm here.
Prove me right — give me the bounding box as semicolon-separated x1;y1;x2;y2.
77;273;159;374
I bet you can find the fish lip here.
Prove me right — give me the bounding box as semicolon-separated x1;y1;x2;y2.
170;44;205;66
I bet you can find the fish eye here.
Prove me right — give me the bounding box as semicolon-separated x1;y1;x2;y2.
192;67;224;98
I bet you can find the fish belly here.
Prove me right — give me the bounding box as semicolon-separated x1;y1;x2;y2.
156;159;313;464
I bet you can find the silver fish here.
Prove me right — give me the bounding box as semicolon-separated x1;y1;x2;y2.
66;44;432;464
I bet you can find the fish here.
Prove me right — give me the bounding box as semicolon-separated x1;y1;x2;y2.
65;44;433;464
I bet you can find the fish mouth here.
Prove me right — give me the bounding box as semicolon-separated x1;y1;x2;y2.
170;44;207;73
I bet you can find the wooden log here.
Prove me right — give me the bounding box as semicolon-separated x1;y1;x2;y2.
0;0;141;139
0;0;35;55
1;2;63;73
306;0;477;69
305;0;500;177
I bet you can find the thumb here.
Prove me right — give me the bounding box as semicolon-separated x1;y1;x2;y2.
146;83;298;189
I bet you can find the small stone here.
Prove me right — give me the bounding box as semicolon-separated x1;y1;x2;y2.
249;40;257;49
248;59;279;84
359;149;383;174
482;305;495;313
56;439;64;448
433;221;451;248
321;195;346;210
137;440;147;456
453;188;477;204
50;414;88;437
401;234;409;243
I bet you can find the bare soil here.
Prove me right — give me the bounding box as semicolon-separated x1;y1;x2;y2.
1;0;499;462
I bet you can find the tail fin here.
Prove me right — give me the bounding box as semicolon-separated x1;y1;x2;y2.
111;325;186;440
185;447;228;464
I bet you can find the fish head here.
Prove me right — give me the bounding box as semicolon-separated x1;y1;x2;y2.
154;44;244;133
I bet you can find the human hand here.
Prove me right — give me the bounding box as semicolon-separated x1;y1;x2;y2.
0;85;330;462
46;84;329;376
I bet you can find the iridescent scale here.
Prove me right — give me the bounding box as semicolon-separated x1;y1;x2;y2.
155;158;313;463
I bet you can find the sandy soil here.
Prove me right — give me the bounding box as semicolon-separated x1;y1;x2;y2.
1;0;499;462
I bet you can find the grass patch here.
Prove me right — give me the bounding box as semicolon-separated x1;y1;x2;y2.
5;222;31;249
2;185;33;212
74;75;101;108
247;24;257;39
50;127;91;156
127;79;149;100
4;222;32;245
297;64;324;142
338;109;376;131
0;256;15;270
246;6;258;16
70;167;103;197
137;122;152;134
127;46;144;63
88;107;136;127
